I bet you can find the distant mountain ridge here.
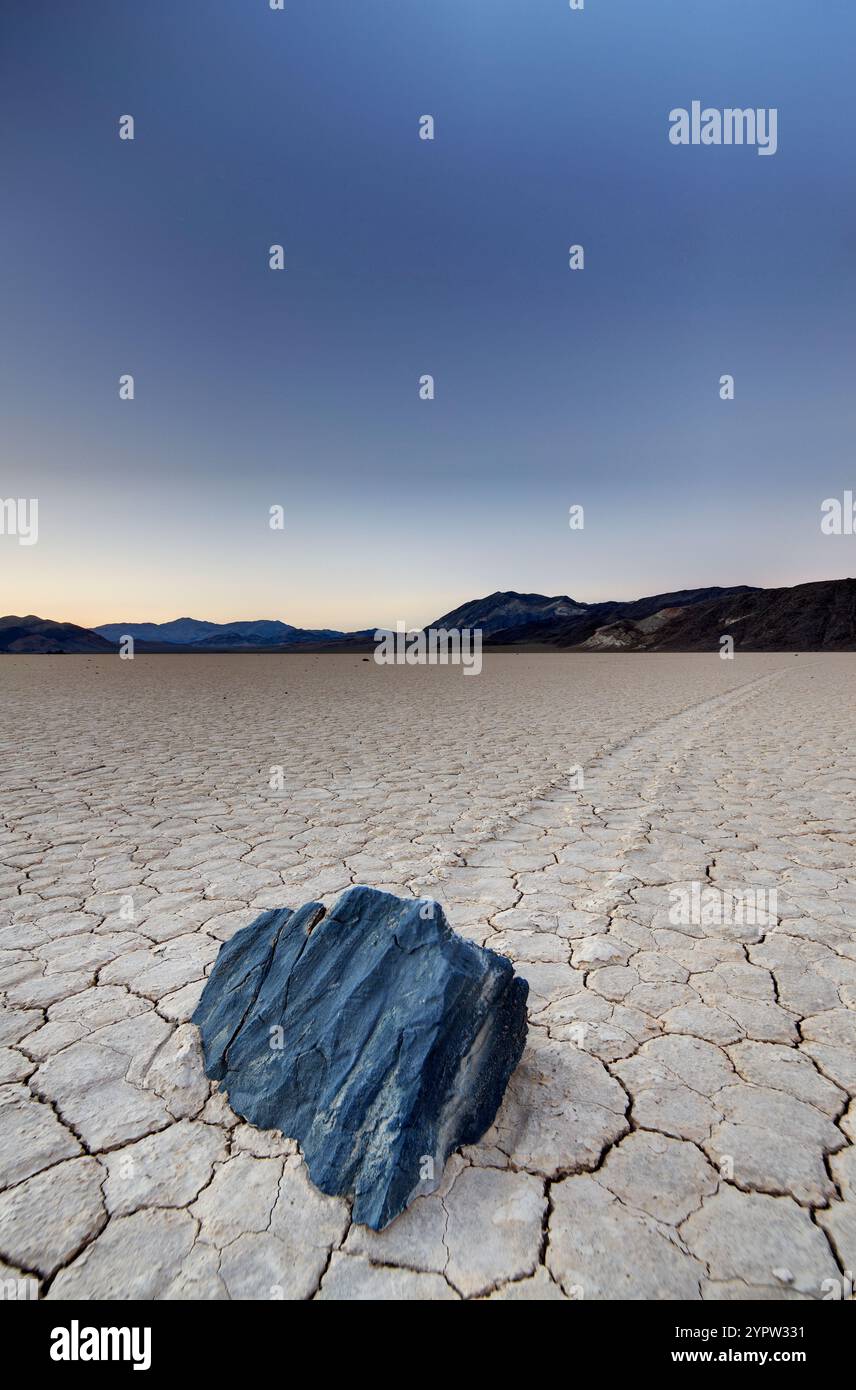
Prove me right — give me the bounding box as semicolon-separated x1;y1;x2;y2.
429;592;588;635
95;618;356;647
0;615;114;653
3;578;855;652
573;578;856;652
432;586;760;644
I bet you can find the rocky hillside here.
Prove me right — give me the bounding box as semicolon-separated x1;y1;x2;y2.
0;616;115;654
575;579;856;652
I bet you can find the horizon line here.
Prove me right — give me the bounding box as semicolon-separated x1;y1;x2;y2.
7;573;856;634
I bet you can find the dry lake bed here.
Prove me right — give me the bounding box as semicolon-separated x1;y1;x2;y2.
1;652;854;1300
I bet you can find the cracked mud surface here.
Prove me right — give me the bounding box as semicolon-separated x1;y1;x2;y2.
1;652;854;1300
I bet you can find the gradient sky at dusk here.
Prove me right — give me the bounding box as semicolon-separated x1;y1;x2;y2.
2;0;855;629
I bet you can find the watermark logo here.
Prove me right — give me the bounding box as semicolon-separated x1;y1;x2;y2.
669;103;778;156
0;1276;38;1300
0;497;38;545
50;1321;151;1372
821;491;856;535
374;622;482;676
669;882;777;928
822;1270;854;1300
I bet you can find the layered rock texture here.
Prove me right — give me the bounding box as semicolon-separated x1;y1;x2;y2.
192;886;528;1229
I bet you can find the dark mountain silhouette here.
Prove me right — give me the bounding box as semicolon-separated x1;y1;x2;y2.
0;616;114;654
188;625;354;649
95;617;222;644
95;618;348;647
573;579;856;652
5;579;856;652
429;592;587;635
434;586;760;646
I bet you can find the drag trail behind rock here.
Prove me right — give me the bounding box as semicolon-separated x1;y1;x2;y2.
0;654;853;1299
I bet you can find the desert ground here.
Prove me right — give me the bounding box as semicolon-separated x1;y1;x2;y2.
0;652;854;1300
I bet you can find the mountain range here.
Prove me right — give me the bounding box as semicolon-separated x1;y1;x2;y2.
434;580;856;651
0;615;116;654
93;618;373;648
1;578;855;653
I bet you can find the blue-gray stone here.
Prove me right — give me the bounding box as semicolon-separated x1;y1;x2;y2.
192;886;528;1229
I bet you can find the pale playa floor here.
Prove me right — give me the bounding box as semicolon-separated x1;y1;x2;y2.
0;653;854;1300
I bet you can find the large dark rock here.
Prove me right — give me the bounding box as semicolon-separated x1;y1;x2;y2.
192;886;528;1229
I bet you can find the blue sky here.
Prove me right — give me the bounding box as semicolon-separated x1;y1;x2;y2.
1;0;854;628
